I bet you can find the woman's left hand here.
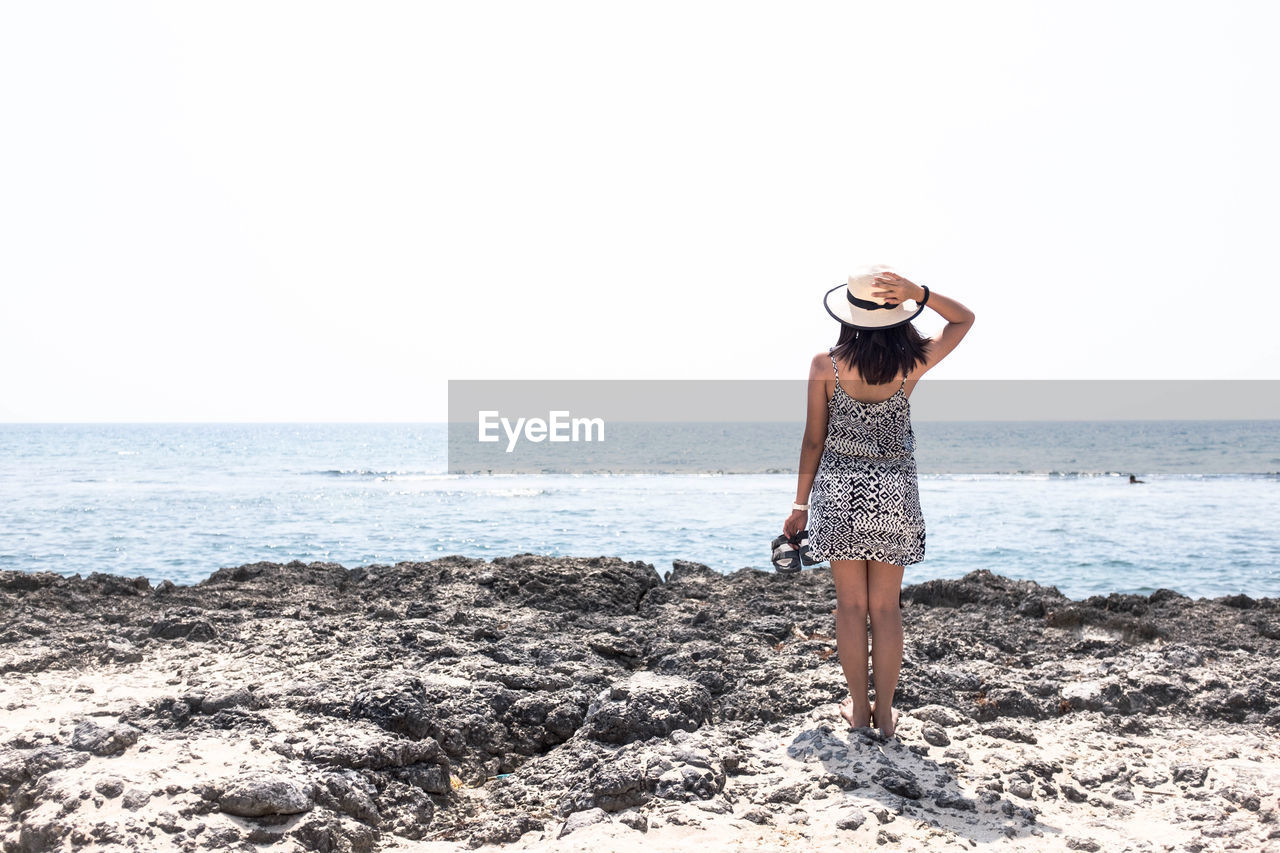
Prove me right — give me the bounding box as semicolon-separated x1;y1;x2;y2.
872;271;925;305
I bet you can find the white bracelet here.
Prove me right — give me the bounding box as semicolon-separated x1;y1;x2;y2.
792;502;809;511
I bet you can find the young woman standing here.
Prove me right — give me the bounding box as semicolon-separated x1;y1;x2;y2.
783;266;975;739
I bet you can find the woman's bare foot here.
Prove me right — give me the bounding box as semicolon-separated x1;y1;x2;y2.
870;700;899;739
839;696;873;729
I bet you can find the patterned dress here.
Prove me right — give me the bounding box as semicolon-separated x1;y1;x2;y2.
806;348;927;566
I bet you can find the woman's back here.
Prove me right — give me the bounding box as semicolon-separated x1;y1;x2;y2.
825;348;915;459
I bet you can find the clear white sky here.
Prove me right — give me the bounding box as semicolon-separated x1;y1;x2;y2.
2;1;1277;422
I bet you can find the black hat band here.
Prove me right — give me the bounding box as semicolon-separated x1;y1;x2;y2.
847;291;899;311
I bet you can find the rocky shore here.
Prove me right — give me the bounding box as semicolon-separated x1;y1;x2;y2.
2;555;1278;852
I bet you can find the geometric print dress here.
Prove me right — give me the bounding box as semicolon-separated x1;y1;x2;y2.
805;347;927;566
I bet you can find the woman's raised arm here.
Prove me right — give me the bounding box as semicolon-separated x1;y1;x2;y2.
872;272;975;372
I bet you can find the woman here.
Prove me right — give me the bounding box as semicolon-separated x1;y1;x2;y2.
783;266;975;739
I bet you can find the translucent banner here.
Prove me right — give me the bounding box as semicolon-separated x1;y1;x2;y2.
447;379;1280;476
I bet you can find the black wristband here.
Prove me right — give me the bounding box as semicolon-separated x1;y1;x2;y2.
918;285;930;306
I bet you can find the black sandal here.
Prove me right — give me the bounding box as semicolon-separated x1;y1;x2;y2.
770;534;803;574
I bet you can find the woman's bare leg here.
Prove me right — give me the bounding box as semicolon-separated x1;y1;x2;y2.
830;559;871;728
867;559;905;738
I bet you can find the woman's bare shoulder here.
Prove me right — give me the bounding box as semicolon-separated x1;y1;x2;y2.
809;351;835;377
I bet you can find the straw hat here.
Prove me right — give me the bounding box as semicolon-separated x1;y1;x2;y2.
823;264;926;329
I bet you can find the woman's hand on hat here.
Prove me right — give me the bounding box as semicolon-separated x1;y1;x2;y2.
872;271;926;305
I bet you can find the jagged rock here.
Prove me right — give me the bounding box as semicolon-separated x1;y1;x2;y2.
935;789;977;811
218;773;313;817
875;768;922;799
1172;762;1209;786
912;704;968;728
69;720;140;756
762;781;808;804
654;765;720;801
982;723;1038;744
288;811;378;853
559;806;610;837
921;722;951;746
313;771;380;824
298;728;448;773
557;751;653;814
121;787;150;810
148;612;217;641
201;687;255;713
582;673;713;744
94;777;124;798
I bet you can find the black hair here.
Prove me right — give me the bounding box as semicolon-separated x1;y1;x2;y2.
830;321;930;385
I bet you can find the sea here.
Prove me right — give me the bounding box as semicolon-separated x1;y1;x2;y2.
1;421;1277;601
